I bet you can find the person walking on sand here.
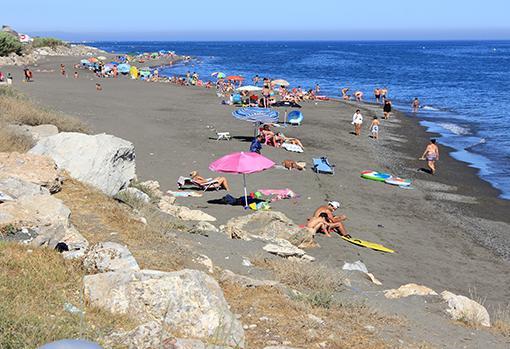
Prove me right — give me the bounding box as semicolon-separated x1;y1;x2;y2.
383;99;392;119
420;139;440;174
412;97;420;112
370;116;380;139
312;201;351;238
352;109;363;136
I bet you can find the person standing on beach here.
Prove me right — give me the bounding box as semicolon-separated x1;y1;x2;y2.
420;139;440;175
412;97;420;112
355;91;363;102
341;87;350;100
374;88;381;103
252;74;260;86
383;99;392;119
315;83;320;95
352;109;363;136
60;64;66;77
185;71;191;85
381;87;388;101
370;116;380;140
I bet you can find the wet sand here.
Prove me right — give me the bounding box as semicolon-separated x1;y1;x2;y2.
4;55;510;308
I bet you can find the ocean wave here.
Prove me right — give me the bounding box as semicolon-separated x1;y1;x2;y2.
465;138;486;150
437;122;471;135
422;105;440;111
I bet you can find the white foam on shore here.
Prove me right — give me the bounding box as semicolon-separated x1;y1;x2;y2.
422;105;440;111
437;122;470;136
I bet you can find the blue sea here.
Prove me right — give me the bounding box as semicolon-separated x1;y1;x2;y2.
88;41;510;199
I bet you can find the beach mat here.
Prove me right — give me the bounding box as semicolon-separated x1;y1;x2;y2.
342;236;395;253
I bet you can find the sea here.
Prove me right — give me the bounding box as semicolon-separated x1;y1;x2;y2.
87;41;510;200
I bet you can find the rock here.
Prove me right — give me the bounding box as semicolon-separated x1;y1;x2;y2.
30;132;136;196
263;241;305;257
83;242;139;273
158;197;216;222
440;291;491;327
9;124;59;141
117;187;150;204
220;269;280;288
222;211;315;248
103;321;173;349
0;152;62;193
0;194;88;257
138;180;163;198
194;254;214;274
189;221;219;236
84;269;245;347
0;176;49;200
384;284;438;299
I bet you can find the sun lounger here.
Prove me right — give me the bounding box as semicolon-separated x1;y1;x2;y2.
216;132;231;141
312;157;335;175
177;176;221;191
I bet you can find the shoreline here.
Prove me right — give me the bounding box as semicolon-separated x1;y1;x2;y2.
3;54;510;308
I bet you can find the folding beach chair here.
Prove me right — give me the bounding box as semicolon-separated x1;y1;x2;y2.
287;110;304;126
177;176;221;191
216;132;231;141
312;157;335;175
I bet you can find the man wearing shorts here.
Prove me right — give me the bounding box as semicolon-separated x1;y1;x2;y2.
420;139;439;174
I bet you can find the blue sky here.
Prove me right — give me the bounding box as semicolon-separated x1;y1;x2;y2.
3;0;510;40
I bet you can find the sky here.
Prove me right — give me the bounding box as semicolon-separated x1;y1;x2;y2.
2;0;510;41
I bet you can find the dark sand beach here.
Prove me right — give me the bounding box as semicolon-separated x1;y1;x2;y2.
4;54;510;313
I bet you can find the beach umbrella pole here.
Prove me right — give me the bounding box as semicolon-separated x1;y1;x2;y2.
243;173;248;208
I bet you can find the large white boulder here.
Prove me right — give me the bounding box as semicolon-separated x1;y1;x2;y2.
30;132;136;195
84;269;245;347
441;291;491;327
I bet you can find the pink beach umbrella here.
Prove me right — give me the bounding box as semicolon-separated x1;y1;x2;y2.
209;152;275;207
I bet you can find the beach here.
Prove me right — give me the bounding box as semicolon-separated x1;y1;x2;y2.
4;53;509;313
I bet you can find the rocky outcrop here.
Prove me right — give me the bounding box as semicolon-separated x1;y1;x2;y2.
0;177;49;200
83;242;139;273
384;284;438;299
0;44;106;66
0;152;62;193
158;196;216;222
222;211;315;248
0;194;88;258
30;132;136;196
189;221;219;236
8;124;59;142
116;187;151;204
441;291;491;327
84;269;244;347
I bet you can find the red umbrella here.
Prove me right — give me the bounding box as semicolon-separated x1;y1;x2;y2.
209;152;274;207
226;76;245;81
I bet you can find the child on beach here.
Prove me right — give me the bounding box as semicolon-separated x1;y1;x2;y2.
96;83;102;91
420;139;440;175
370;116;380;139
74;71;79;79
352;109;363;136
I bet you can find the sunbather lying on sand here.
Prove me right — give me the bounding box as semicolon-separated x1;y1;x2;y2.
312;201;351;238
190;171;231;191
273;133;305;149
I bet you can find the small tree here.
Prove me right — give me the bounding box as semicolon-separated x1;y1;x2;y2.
0;32;23;56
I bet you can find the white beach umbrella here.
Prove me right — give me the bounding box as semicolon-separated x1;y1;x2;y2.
236;85;263;92
271;79;290;87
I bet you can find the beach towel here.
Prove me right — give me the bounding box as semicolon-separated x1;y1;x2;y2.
282;142;303;153
258;188;297;202
166;190;203;197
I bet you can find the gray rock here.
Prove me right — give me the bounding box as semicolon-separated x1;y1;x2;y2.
83;242;139;273
189;221;219;236
263;240;305;257
0;176;49;200
84;269;245;347
159;196;216;222
9;124;59;142
441;291;491;327
222;211;315;248
30;132;136;196
117;187;150;204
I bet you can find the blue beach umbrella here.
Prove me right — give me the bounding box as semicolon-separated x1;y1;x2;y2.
117;63;131;74
232;107;279;136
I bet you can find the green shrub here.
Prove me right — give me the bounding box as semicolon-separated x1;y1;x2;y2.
0;32;22;56
32;37;68;49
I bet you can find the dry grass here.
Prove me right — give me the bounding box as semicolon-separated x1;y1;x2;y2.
0;123;34;152
253;257;345;294
0;242;135;348
0;86;89;133
55;177;190;272
491;304;510;338
222;283;399;349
